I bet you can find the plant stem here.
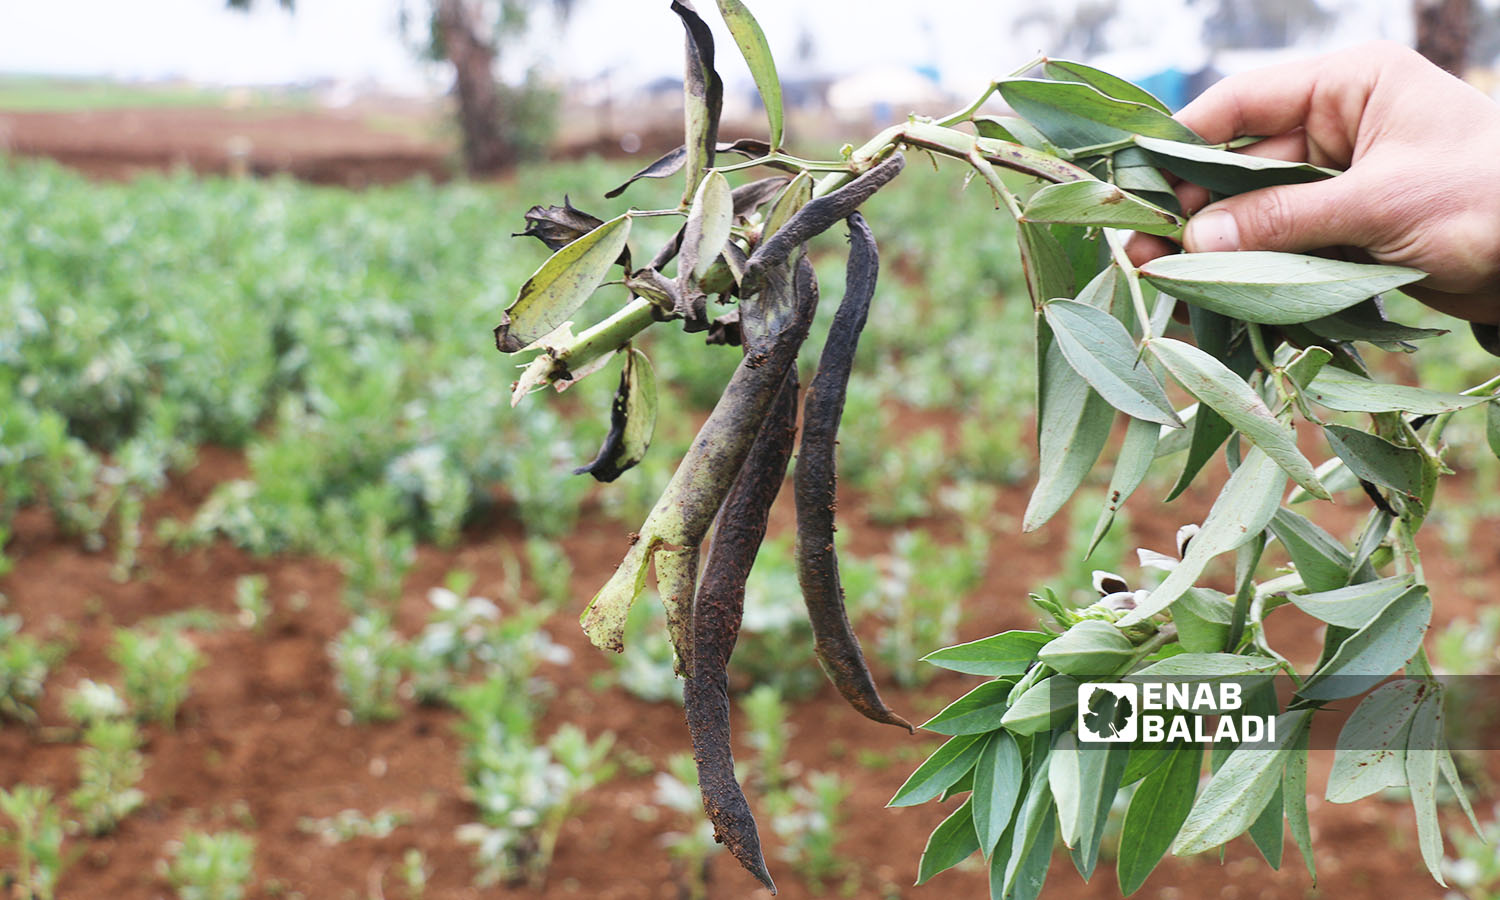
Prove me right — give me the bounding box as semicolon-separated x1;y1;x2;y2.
1246;322;1276;372
1104;230;1154;339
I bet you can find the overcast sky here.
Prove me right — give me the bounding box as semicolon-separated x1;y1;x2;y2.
0;0;1425;95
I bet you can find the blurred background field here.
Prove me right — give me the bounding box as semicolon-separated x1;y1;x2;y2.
4;2;1500;899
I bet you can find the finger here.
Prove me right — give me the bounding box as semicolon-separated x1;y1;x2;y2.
1177;58;1327;144
1125;232;1177;268
1175;181;1211;215
1235;129;1309;164
1182;173;1372;254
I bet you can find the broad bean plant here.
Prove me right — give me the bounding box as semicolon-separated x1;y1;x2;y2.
497;1;1496;894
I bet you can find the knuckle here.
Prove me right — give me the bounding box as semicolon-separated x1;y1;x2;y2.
1241;190;1294;245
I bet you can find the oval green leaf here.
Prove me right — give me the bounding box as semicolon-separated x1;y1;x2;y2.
889;733;987;808
496;214;632;353
682;170;735;281
1117;742;1202;895
1140;252;1425;326
1044;299;1181;426
1297;585;1431;701
922;631;1052;677
1171;710;1310;856
972;731;1024;859
1037;620;1135;677
1134;135;1338;195
996;78;1202;150
916;796;980;884
1043;59;1170;112
715;0;784;147
1024;180;1183;236
922;680;1013;735
1147;337;1325;498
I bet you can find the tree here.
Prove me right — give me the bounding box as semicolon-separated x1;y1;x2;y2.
1414;0;1472;74
230;0;572;175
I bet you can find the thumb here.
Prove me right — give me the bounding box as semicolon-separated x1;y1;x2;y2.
1182;175;1372;254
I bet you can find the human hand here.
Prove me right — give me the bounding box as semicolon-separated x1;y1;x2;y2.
1127;41;1500;324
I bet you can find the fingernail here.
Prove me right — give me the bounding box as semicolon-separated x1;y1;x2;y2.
1185;209;1240;252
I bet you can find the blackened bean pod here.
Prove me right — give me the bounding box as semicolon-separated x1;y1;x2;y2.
795;212;914;733
685;366;800;895
740;153;905;295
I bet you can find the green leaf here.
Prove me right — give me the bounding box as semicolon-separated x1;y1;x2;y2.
1002;675;1080;735
1119;446;1288;626
1326;680;1424;803
1267;507;1352;593
1133;135;1338;195
1023;181;1183;237
1025;336;1115;531
1405;688;1447;886
1170;588;1233;653
996;79;1202;150
1287;575;1414;629
1117;742;1201;894
762;170;811;245
973;731;1024;859
1068;741;1128;879
1163;307;1250;500
923;681;1014;735
1283;723;1315;882
1282;346;1334;390
1049;732;1083;848
1439;745;1481;835
998;738;1057;900
1323;425;1429;513
1037;620;1135;677
923;632;1053;677
1017;221;1078;309
1089;415;1159;556
1043;59;1171;112
714;0;783;147
1488;401;1500;460
1171;710;1310;856
1302;298;1447;346
973;114;1054;152
917;796;981;884
1303;366;1487;414
1297;586;1431;701
496;214;632;352
1044;300;1181;426
1148;337;1325;498
890;733;987;807
681;170;735;281
1139;252;1424;326
1129;653;1281;682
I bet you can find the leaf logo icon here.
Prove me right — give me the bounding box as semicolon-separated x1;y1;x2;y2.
1083;687;1134;739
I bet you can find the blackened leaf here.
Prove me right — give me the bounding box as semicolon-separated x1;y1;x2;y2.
672;0;724;205
605;146;687;199
514;197;605;252
496;214;632;353
574;348;658;482
730;175;790;219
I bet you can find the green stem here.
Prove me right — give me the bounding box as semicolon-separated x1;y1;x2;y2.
1104;230;1153;340
933;55;1045;127
561;298;659;370
1246;322;1276;372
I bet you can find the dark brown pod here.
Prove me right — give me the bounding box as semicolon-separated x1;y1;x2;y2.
685;366;800;896
795;212;913;733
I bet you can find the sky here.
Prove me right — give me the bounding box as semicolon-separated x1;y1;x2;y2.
0;0;1429;96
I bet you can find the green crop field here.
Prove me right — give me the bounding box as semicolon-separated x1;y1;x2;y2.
2;152;1500;899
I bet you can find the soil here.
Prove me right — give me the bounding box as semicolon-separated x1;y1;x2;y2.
1;442;1494;900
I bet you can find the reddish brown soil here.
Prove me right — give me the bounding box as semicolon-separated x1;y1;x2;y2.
2;441;1494;900
0;106;455;186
